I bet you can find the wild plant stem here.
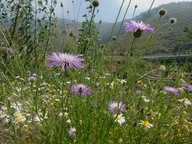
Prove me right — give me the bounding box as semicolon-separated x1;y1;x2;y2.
144;0;156;22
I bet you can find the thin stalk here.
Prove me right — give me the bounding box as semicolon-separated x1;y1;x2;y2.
11;8;19;41
106;0;125;43
132;6;137;19
140;22;170;55
34;0;38;67
43;0;53;58
154;16;162;30
117;0;132;37
143;0;156;22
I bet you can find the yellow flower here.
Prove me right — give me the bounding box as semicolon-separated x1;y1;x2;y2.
183;111;187;114
16;116;22;122
118;138;123;143
4;129;9;132
140;120;153;129
179;78;185;83
36;122;41;126
159;65;166;70
178;88;184;92
137;80;143;85
175;122;179;125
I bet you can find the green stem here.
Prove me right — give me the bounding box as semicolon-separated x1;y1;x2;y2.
143;0;156;22
106;0;125;43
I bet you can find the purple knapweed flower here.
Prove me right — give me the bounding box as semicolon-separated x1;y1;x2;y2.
125;20;154;38
1;47;15;54
136;90;142;94
46;52;84;71
69;127;76;137
181;83;192;91
164;86;180;95
95;83;100;86
28;76;37;82
108;101;126;114
125;20;154;32
70;84;92;97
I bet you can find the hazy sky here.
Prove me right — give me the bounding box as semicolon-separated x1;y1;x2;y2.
55;0;192;22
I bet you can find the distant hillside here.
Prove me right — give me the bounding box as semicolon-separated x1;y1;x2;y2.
112;1;192;55
56;1;192;55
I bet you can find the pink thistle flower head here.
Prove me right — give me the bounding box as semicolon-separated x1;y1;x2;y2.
125;20;154;38
46;52;84;71
70;84;92;97
108;101;126;114
164;86;180;95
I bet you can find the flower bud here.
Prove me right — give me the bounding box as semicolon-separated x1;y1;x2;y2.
169;18;177;24
16;3;23;9
158;8;167;16
92;0;99;7
69;31;74;37
60;2;63;7
100;44;105;48
112;36;117;41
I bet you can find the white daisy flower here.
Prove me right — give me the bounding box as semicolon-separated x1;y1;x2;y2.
114;114;125;125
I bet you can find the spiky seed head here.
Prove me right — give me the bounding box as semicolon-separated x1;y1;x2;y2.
169;18;177;24
158;8;167;16
92;0;99;7
112;36;117;41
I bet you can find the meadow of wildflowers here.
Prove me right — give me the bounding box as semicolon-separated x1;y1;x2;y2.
0;0;191;143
